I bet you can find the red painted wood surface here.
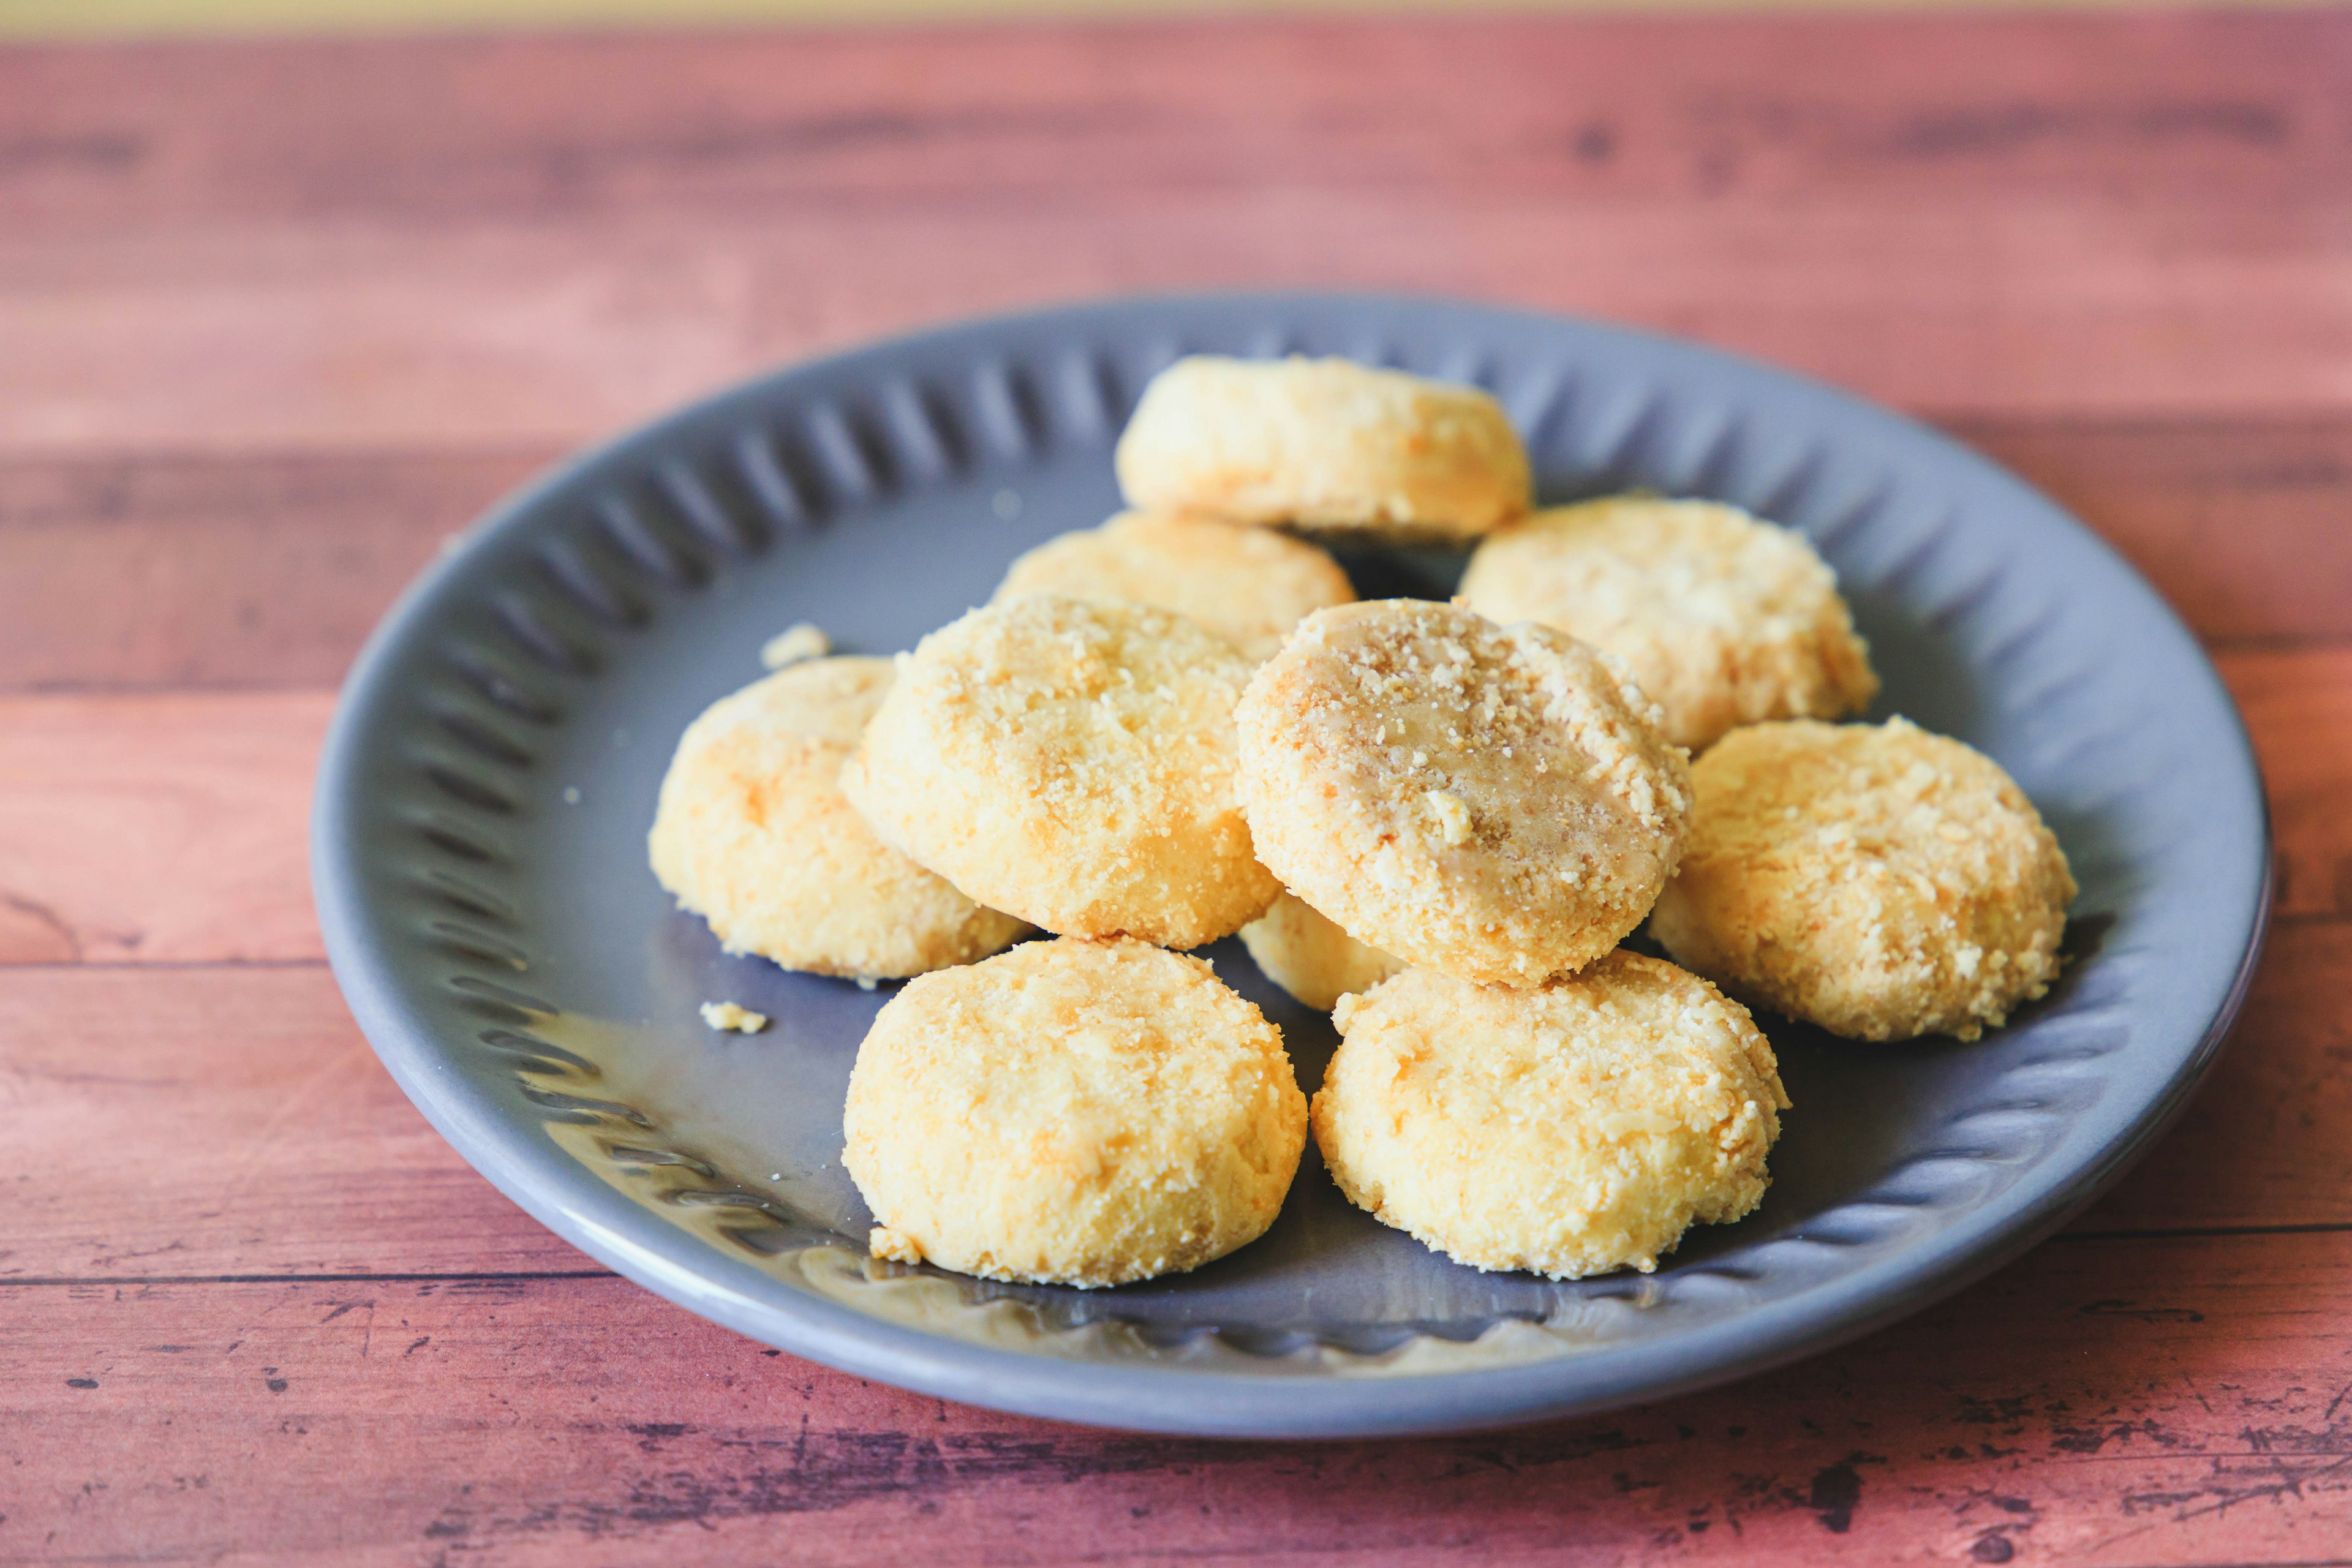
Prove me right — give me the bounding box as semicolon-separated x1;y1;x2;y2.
3;11;2351;1564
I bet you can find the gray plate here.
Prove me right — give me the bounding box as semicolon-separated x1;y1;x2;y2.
313;293;2269;1438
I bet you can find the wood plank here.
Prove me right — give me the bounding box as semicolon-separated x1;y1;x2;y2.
6;421;2348;695
7;13;2348;226
4;17;2352;455
0;965;582;1280
10;0;2340;44
2074;918;2352;1235
0;691;327;965
1;652;2337;970
5;1232;2351;1564
7;195;2348;459
2218;647;2352;925
0;909;2342;1285
0;448;548;692
1953;415;2352;651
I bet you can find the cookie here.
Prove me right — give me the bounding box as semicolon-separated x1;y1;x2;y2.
1114;355;1532;543
1237;890;1406;1012
648;657;1027;981
1313;955;1789;1279
1235;599;1691;986
1459;497;1879;750
842;595;1281;949
843;937;1308;1287
994;510;1354;661
1649;718;2076;1041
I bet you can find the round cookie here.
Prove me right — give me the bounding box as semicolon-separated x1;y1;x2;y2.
843;937;1308;1287
1649;718;2076;1042
1238;891;1405;1013
994;510;1354;661
648;658;1027;980
1114;355;1532;543
1459;497;1879;751
1314;955;1790;1279
842;595;1281;949
1235;599;1691;986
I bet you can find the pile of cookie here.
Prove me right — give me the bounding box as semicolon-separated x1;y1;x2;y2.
649;355;2076;1290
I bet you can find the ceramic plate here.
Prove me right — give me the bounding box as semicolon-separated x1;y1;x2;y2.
313;293;2269;1438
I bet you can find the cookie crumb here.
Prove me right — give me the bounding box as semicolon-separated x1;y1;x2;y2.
1423;788;1473;846
699;1001;769;1034
760;622;832;669
869;1226;924;1264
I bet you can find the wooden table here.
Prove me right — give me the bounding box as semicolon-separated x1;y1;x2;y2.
6;9;2351;1562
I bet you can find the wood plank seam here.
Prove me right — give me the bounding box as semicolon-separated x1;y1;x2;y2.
16;1218;2352;1294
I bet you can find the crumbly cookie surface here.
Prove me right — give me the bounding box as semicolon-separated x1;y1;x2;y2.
842;595;1281;949
1650;718;2076;1041
994;511;1354;661
1235;599;1691;986
1460;497;1879;750
842;937;1307;1287
1114;356;1532;543
1237;890;1406;1013
1313;955;1789;1279
647;657;1027;981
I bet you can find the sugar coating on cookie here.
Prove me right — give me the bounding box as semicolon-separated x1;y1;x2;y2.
842;595;1281;949
1236;600;1691;986
1238;890;1406;1012
649;658;1028;981
842;937;1307;1287
1114;356;1532;543
1459;497;1880;751
1314;955;1789;1279
1650;718;2076;1042
993;511;1355;661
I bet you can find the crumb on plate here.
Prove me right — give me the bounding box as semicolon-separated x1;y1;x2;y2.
699;1000;769;1034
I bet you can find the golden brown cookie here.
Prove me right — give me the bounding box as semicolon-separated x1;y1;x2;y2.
1649;718;2076;1041
648;658;1027;981
1313;955;1789;1279
1114;356;1532;543
1237;891;1406;1012
993;510;1354;661
1459;497;1879;750
1235;599;1691;986
843;937;1307;1287
842;595;1281;949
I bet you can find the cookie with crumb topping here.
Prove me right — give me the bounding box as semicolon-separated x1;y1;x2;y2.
993;510;1354;662
842;595;1280;949
1314;954;1789;1279
1114;356;1531;543
1238;889;1406;1012
648;657;1027;981
1460;496;1879;750
1235;599;1691;987
1649;717;2075;1041
843;936;1306;1287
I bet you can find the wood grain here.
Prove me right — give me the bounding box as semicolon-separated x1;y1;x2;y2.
0;691;328;965
1954;416;2352;652
0;921;2345;1287
7;1233;2352;1564
7;197;2347;459
5;420;2348;696
9;13;2349;225
0;650;2335;971
2218;648;2352;925
0;448;549;692
6;17;2352;458
0;965;581;1280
